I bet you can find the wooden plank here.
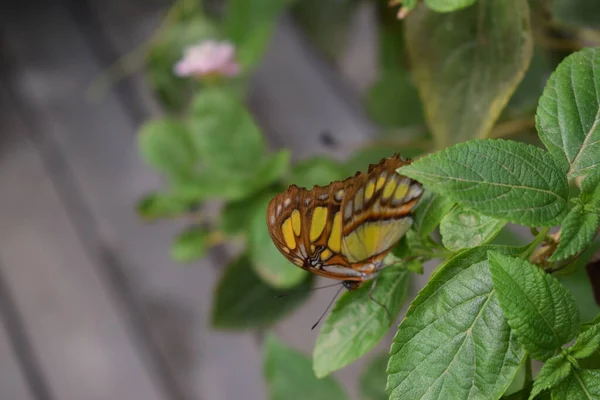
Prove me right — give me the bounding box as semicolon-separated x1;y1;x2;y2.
0;86;167;400
0;313;36;400
1;2;266;400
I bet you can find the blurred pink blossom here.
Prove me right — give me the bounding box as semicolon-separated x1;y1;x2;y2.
173;40;240;78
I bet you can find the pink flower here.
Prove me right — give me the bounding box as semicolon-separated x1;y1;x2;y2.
173;40;240;79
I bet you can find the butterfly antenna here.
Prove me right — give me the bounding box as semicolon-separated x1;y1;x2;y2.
311;286;344;330
275;282;343;299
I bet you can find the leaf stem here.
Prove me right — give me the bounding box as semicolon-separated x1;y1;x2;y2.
521;226;551;260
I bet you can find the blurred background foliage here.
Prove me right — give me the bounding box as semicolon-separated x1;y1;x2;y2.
127;0;600;397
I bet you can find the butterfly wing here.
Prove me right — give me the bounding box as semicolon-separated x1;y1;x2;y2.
340;155;423;264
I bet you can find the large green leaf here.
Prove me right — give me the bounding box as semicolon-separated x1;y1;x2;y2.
489;252;580;361
313;265;410;378
405;0;533;148
248;197;308;288
552;369;600;399
440;206;506;251
387;246;526;400
138;118;195;180
550;204;599;261
211;256;312;329
536;48;600;179
263;336;347;400
528;353;571;400
398;139;569;226
359;354;388;400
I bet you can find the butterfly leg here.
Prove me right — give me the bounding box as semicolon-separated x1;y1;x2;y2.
366;275;394;325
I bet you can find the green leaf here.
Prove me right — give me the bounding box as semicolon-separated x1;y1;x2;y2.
405;0;533;148
264;335;347;400
550;0;600;28
313;265;410;378
136;191;194;221
286;156;345;188
529;353;571;400
552;369;600;399
412;190;455;238
550;204;599;261
359;354;388;400
440;206;506;251
248;197;308;288
138;118;195;179
220;185;284;235
536;47;600;179
569;315;600;360
292;0;360;60
424;0;477;12
398;139;569;226
387;246;526;400
189;87;264;173
170;227;210;263
488;252;580;361
146;15;219;111
211;256;312;329
581;171;600;210
366;70;424;129
226;0;295;68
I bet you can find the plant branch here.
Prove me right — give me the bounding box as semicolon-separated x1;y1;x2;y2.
521;226;551;260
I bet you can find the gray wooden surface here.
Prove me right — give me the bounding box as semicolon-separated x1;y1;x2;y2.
0;0;420;399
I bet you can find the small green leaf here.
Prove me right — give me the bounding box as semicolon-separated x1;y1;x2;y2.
398;139;569;226
550;204;599;261
170;227;210;263
405;0;533;147
220;186;284;235
569;315;600;360
313;265;409;378
440;206;506;251
536;47;600;179
136;192;194;221
581;171;600;210
226;0;295;68
248;197;308;288
366;70;424;129
550;0;600;28
412;190;455;238
263;335;347;400
138;118;195;179
488;252;580;361
552;369;600;399
424;0;477;12
211;256;312;329
387;246;526;400
529;353;571;400
359;354;388;400
286;156;344;188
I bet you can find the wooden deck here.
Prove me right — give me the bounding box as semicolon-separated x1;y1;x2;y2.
0;0;400;399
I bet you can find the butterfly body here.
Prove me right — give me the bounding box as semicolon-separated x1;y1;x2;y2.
267;154;423;290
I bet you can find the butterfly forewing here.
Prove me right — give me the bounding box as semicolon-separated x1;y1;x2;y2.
266;154;423;285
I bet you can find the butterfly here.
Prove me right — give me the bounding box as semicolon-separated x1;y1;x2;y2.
266;154;423;292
